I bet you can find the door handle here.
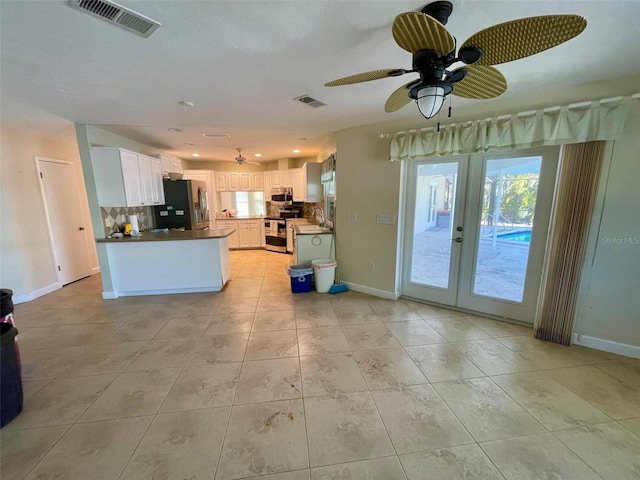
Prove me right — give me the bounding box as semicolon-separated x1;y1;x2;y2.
456;226;463;232
79;227;85;231
453;237;462;243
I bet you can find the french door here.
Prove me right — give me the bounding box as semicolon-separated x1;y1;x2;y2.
401;147;559;324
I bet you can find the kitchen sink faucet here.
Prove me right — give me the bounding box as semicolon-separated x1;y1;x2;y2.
312;206;325;227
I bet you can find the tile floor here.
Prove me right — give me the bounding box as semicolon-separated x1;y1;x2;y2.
2;250;640;480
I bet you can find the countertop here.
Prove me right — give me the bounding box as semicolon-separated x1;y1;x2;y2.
294;226;334;235
96;229;234;243
215;216;264;220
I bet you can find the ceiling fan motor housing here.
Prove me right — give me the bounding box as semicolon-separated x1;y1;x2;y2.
421;1;453;25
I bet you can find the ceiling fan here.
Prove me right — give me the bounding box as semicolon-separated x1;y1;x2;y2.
234;148;260;166
325;1;587;120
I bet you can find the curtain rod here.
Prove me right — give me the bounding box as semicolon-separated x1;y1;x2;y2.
378;93;640;139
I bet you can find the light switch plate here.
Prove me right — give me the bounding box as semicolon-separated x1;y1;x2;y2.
376;214;396;224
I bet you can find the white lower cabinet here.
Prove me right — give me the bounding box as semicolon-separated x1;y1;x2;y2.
216;220;239;249
295;233;335;265
238;220;261;247
216;219;262;249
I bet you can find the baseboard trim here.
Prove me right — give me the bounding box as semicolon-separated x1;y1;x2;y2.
572;333;640;359
13;282;61;304
102;285;224;300
342;282;399;300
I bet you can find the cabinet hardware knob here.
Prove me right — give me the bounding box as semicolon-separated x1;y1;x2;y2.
79;227;85;231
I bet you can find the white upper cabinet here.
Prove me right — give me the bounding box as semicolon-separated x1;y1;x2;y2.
291;169;304;201
252;173;264;191
150;156;165;205
155;154;182;175
228;172;240;191
263;171;272;195
215;172;228;191
91;147;164;207
214;171;264;192
119;150;143;206
137;155;155;206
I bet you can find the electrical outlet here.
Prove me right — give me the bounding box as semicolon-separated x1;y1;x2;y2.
105;218;110;228
368;260;375;270
376;214;396;224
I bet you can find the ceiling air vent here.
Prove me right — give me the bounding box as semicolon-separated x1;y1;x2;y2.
294;95;327;108
202;133;231;138
68;0;161;38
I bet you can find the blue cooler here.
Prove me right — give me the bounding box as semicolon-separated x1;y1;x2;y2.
287;265;313;293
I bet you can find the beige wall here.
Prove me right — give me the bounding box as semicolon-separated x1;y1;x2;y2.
0;126;98;300
334;127;400;294
574;103;640;348
335;103;640;349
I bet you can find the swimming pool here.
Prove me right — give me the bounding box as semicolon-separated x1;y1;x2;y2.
497;230;531;243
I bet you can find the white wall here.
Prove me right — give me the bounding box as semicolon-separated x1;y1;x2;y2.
573;103;640;352
0;126;99;300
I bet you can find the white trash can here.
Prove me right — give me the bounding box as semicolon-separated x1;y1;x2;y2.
311;259;337;293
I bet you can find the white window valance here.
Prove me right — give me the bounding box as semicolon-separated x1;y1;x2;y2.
386;95;637;162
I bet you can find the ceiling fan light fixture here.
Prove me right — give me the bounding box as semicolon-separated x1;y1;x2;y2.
416;86;446;119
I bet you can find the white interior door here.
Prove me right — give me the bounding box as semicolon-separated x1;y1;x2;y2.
37;158;91;285
402;147;559;324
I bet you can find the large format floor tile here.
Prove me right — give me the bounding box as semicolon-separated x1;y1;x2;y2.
160;362;241;412
310;456;406;480
24;416;152;480
120;408;230;480
399;444;505;480
434;377;546;442
491;371;612;430
371;385;474;453
304;392;395;467
216;399;308;480
553;422;640;480
299;353;368;397
354;348;428;389
234;357;302;404
481;433;601;480
10;252;638;479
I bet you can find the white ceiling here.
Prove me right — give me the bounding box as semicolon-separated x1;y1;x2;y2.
2;0;640;163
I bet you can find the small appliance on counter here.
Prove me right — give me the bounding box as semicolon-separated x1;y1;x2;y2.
153;179;209;230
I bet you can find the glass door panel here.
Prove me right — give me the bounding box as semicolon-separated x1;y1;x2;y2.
402;158;467;305
472;156;542;302
402;147;559;324
457;148;559;322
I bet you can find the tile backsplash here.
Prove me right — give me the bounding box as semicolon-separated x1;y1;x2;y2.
100;207;153;237
266;202;323;218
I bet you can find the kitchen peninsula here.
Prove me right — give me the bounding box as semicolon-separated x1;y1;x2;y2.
96;229;232;299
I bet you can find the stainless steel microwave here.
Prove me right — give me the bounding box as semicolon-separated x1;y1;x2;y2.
271;187;292;202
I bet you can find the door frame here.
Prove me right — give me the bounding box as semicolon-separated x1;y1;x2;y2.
456;146;560;323
399;146;560;324
400;156;469;305
35;156;94;286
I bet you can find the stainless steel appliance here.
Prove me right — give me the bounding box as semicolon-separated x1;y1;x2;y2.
271;187;292;202
153;179;209;230
265;217;287;253
265;207;300;253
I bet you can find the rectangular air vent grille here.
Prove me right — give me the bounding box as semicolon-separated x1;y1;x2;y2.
69;0;161;38
294;95;328;108
202;133;231;138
